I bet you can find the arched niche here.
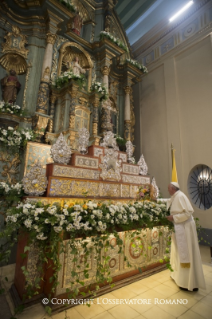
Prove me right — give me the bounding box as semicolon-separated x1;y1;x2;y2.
58;42;93;91
0;53;28;108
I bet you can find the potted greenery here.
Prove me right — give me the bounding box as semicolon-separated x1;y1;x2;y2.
115;135;126;151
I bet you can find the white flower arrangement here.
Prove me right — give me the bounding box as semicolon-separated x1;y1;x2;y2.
0;126;36;148
58;0;76;12
0;101;23;116
5;199;169;240
126;58;148;74
99;31;128;53
90;81;108;101
0;181;24;199
53;70;86;89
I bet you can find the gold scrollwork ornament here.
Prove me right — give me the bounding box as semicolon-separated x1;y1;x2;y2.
46;33;57;45
2;25;29;58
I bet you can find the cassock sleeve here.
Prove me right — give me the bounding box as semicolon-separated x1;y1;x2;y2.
173;194;194;224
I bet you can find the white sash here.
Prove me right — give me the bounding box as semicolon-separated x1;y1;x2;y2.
174;217;191;266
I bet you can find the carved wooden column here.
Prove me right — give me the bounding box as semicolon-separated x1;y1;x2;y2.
48;95;57;133
102;66;110;91
124;86;131;141
36;33;57;115
69;83;78;147
34;33;57;141
90;93;101;145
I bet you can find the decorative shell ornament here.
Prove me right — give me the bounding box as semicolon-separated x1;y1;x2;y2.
22;162;48;196
151;177;159;199
138;154;148;175
50;133;72;165
78;128;90;155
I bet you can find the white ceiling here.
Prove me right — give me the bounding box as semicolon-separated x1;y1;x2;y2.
115;0;194;45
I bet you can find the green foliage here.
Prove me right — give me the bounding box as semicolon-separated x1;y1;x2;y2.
99;31;129;53
126;59;148;74
90;82;108;101
0;101;29;117
0;199;174;318
194;217;211;245
53;71;86;89
115;135;127;147
58;0;76;12
0;181;24;211
0;126;36;149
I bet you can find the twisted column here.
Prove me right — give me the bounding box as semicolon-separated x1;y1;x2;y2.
124;86;131;141
89;93;101;145
48;95;57;133
101;66;110;91
69;86;78;130
92;97;99;136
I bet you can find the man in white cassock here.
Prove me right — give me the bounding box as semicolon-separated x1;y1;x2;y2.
166;182;206;291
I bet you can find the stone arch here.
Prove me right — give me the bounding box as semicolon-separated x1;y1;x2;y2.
58;41;93;90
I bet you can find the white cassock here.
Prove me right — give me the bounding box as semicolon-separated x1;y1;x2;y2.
167;190;206;291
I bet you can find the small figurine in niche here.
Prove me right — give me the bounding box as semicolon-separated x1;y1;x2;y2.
72;13;83;36
1;69;21;103
67;56;86;76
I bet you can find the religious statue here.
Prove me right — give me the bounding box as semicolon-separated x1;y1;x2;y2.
101;98;117;133
1;69;21;103
72;13;83;36
67;56;86;77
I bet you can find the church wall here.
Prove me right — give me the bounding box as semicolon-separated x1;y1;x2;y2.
134;34;212;228
135;64;170;199
174;35;212;227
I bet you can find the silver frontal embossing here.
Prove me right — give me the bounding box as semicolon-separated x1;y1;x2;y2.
50;133;72;165
138;154;148;175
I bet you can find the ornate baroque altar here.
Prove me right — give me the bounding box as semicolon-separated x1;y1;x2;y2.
0;0;168;312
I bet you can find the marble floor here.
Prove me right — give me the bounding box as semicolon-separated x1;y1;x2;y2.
1;246;212;319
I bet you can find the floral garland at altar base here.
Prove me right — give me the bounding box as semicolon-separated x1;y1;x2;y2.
53;70;86;89
90;82;108;101
0;181;25;209
0;126;36;148
0;101;25;117
99;31;129;53
4;200;171;239
126;58;148;74
0;181;23;196
0;197;174;316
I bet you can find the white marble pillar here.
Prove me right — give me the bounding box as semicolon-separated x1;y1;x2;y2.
124;86;131;121
41;33;57;75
